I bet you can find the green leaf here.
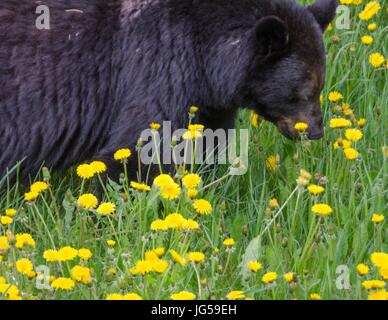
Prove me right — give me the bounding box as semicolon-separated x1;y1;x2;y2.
240;235;262;281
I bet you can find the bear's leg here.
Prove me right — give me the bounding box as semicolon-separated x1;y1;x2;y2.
91;114;171;184
197;108;238;170
200;108;237;131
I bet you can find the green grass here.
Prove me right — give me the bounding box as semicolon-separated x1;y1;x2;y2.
0;3;387;300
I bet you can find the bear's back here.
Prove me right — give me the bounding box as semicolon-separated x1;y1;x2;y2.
0;0;121;172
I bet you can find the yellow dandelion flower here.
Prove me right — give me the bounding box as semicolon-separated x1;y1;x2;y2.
341;103;353;116
71;265;92;284
0;216;13;225
345;128;363;142
357;118;366;127
169;250;187;266
0;236;10;251
368;290;388;300
0;282;20;298
247;261;262;272
90;161;107;173
106;294;125;300
57;246;78;262
223;238;235;247
96;202;116;215
262;272;277;284
311;203;333;216
43;249;60;262
325;23;333;31
150;259;169;273
342;139;352;149
24;191;39;202
362;279;385;290
188;252;205;263
51;277;75;290
284;272;295;283
107;293;143;300
153;248;165;257
226;290;245;300
150;123;161;130
359;1;381;21
266;154;280;172
369;53;385;68
130;181;151;191
186;188;198;198
150;219;169;231
171;291;196;300
370;252;388;268
106;239;116;247
15;233;35;249
372;214;384;224
123;293;143;300
328;91;343;102
330;118;352;128
188;124;205;131
114;148;131;161
379;267;388;280
183;129;203;140
294;122;309;132
343;148;359;160
76;164;95;179
193;199;212;215
77;193;98;209
160;182;181;200
130;260;153;275
367;23;377;31
78;248;92;260
164;213;185;229
357;264;370;276
145;250;159;261
16;258;33;275
310;293;321;300
181;219;199;230
251;112;261;128
361;35;373;45
296;177;309;186
5;209;17;217
182;173;201;189
7;294;23;300
190;106;199;113
269;198;279;209
153;174;174;188
307;184;325;196
30;181;49;193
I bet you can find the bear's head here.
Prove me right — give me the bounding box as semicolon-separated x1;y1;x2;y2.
243;0;338;140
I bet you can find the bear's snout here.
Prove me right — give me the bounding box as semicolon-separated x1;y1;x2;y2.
307;114;324;140
276;113;324;141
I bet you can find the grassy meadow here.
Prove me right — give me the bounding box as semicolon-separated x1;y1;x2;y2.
0;1;387;300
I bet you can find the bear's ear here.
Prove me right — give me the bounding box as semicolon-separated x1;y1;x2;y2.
308;0;338;31
255;16;289;57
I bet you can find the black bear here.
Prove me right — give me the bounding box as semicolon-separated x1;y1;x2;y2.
0;0;337;181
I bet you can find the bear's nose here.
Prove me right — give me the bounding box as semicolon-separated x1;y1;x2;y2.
308;129;324;140
308;124;324;140
307;114;324;140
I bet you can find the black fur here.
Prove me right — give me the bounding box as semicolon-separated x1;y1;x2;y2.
0;0;337;181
